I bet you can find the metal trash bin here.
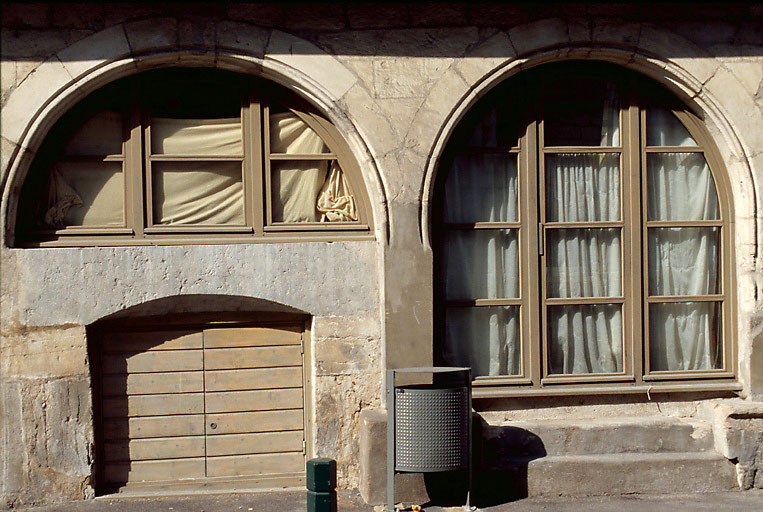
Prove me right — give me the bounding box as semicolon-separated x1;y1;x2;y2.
386;367;472;511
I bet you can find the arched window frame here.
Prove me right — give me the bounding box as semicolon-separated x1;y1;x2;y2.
434;63;738;395
14;68;373;247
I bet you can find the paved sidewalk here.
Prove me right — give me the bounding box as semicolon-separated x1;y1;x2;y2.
12;489;763;512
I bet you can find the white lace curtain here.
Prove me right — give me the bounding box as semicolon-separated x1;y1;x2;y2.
647;109;720;371
442;99;720;376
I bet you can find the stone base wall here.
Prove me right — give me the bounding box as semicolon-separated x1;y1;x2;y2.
0;325;94;509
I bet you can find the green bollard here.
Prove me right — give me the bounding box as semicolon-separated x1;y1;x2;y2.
307;458;337;512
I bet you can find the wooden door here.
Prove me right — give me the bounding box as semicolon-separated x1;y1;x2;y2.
99;325;306;489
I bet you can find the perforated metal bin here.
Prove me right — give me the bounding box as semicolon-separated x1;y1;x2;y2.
386;367;472;512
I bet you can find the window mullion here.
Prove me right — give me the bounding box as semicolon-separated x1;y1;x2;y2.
250;91;264;235
128;101;145;238
523;116;542;387
623;95;642;383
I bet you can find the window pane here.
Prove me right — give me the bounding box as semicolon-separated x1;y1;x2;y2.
63;111;123;156
647;153;719;221
443;229;519;300
445;306;520;377
648;227;720;296
151;118;242;156
44;162;124;227
646;108;698;147
443;153;518;223
546;228;621;298
152;162;244;225
546;153;620;222
544;80;620;146
271;160;329;223
649;302;721;371
270;112;329;154
466;105;521;149
548;304;623;375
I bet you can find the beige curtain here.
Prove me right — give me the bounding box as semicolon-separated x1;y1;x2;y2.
151;118;243;155
270;112;357;223
44;163;124;227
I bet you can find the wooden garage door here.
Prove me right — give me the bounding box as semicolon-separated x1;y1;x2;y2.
100;326;305;489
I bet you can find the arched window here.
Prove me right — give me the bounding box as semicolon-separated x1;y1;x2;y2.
15;68;372;246
435;62;735;392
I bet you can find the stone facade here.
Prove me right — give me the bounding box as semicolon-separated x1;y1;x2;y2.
1;2;762;508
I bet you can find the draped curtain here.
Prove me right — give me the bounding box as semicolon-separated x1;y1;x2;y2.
442;152;521;377
42;111;358;227
647;109;720;371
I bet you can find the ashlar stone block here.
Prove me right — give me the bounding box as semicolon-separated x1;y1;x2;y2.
124;18;179;56
57;24;131;80
507;18;569;56
266;30;357;100
0;57;72;147
216;21;270;57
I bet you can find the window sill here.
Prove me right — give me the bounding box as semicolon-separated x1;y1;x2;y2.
472;380;742;399
14;231;375;248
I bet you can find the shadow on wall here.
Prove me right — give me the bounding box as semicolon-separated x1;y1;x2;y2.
422;416;547;507
95;294;310;323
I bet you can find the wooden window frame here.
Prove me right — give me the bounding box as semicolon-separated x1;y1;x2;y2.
434;64;739;397
15;70;373;247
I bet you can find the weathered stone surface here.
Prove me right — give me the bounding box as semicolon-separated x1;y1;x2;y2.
3;242;379;327
57;24;130;80
347;5;409;30
358;408;428;506
481;416;714;461
705;400;763;489
312;374;382;489
226;4;284;27
372;57;453;99
0;57;72;146
0;377;94;508
507;18;568;56
1;325;88;379
284;4;345;31
266;29;357;100
216;21;270;57
123;18;178;56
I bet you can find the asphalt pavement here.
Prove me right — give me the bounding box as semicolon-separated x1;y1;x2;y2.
10;488;763;512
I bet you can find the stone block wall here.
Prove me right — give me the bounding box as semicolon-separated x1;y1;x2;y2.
1;2;762;508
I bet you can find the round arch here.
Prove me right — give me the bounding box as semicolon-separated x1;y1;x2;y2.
1;22;388;247
419;42;759;395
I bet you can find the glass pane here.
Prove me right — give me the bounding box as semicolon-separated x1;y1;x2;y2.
443;229;519;300
647;153;719;221
444;306;520;377
466;104;521;148
146;68;244;119
548;304;623;375
63;111;123;156
546;228;621;298
544;80;620;146
546;153;620;222
151;118;242;156
270;112;329;154
152;162;244;225
271;160;330;223
45;162;124;227
646;108;698;147
443;153;518;223
648;227;720;296
649;302;721;371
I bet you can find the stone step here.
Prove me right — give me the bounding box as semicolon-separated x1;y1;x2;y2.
479;416;714;460
474;452;738;499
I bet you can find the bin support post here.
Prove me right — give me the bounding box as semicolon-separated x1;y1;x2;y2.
386;369;395;512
